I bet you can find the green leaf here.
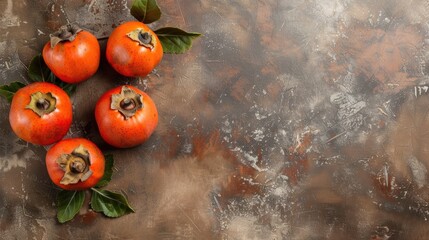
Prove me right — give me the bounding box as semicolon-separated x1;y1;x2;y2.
130;0;161;24
28;54;51;82
0;82;26;102
59;82;77;97
90;188;135;218
57;190;85;223
27;54;76;97
95;154;114;188
154;27;201;54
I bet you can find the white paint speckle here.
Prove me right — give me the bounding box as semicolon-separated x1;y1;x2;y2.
408;156;427;189
252;129;264;142
0;154;27;172
0;0;21;29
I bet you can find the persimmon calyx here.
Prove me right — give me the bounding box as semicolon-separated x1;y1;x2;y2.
111;86;143;120
127;28;155;50
49;24;83;48
25;91;57;117
56;145;93;185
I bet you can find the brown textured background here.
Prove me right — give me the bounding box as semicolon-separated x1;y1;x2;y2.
2;0;429;239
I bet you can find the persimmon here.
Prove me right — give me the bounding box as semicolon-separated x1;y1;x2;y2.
9;82;72;145
95;85;158;148
42;24;100;83
46;138;105;190
106;21;163;77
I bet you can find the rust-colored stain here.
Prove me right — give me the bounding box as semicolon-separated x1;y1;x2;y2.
231;77;251;103
193;129;262;200
372;169;397;200
282;153;310;186
161;129;181;159
220;164;261;200
282;131;313;185
191;129;223;161
77;210;98;225
326;24;424;93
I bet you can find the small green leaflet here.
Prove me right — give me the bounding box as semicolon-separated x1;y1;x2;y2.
57;190;85;223
90;188;135;218
131;0;161;24
27;54;76;97
154;27;201;54
94;154;114;188
28;54;55;82
0;53;77;102
54;155;134;223
0;82;26;102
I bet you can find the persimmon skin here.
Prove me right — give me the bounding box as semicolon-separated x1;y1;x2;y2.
9;82;72;145
42;30;100;83
95;85;158;148
46;138;105;190
106;21;163;77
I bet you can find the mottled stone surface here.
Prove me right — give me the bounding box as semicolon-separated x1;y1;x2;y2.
2;0;429;239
